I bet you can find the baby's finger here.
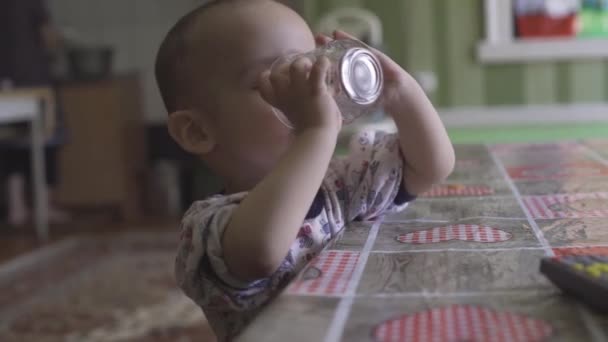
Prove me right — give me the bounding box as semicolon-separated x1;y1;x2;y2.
334;30;399;72
333;30;377;52
333;30;357;40
290;57;312;93
258;71;277;106
315;34;333;47
310;56;330;95
334;29;377;50
269;65;290;94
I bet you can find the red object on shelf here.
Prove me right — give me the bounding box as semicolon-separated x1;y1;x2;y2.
517;14;578;37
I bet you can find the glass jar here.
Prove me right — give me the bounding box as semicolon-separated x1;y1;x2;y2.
270;39;383;128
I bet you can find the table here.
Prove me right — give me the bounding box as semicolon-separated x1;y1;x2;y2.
239;141;608;341
0;90;50;240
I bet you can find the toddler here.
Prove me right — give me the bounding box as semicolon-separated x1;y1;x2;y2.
154;0;455;340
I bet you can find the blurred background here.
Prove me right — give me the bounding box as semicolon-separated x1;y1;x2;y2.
0;0;607;341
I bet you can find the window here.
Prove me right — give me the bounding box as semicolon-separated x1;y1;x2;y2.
478;0;608;63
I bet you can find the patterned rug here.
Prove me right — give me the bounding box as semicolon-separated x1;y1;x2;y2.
0;232;216;342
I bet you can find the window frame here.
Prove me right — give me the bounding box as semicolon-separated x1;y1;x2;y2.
477;0;608;63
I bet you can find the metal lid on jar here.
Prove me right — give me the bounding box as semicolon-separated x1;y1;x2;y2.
340;47;383;105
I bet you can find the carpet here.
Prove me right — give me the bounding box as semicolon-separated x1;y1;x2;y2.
0;232;216;342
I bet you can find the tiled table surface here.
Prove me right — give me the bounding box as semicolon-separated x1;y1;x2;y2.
239;141;608;342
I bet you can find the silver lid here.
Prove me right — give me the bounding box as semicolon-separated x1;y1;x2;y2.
340;48;383;105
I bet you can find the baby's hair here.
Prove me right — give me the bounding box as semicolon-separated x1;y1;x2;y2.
155;0;243;113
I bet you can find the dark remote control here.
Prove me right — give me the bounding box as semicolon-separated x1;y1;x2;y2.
540;254;608;314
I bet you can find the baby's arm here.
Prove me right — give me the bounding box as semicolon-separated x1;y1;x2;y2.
385;75;455;195
222;57;342;282
330;31;454;195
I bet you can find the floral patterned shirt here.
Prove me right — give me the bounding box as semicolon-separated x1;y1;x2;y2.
175;131;415;341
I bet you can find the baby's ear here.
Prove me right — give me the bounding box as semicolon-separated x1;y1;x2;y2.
167;110;216;155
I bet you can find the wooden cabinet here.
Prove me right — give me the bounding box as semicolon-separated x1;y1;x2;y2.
56;74;146;220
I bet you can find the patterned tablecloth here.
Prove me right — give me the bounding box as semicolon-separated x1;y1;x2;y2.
240;141;608;342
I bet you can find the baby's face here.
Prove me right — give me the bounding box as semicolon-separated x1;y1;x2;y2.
200;1;316;188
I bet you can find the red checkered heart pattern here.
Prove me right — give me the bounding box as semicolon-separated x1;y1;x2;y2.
287;251;359;296
397;225;512;244
456;159;481;168
507;162;608;180
553;247;608;258
491;142;579;154
523;193;608;219
421;185;495;198
374;305;553;342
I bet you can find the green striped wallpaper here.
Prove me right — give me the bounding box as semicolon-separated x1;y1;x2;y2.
302;0;608;107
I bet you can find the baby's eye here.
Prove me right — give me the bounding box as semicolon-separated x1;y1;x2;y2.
243;71;263;90
250;78;261;90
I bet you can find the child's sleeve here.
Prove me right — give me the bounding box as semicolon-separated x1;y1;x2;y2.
328;130;416;222
174;194;278;332
175;195;252;290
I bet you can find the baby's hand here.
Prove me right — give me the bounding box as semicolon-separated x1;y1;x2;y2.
259;56;342;134
317;31;419;113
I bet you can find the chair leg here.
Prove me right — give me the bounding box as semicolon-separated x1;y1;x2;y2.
7;173;29;227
